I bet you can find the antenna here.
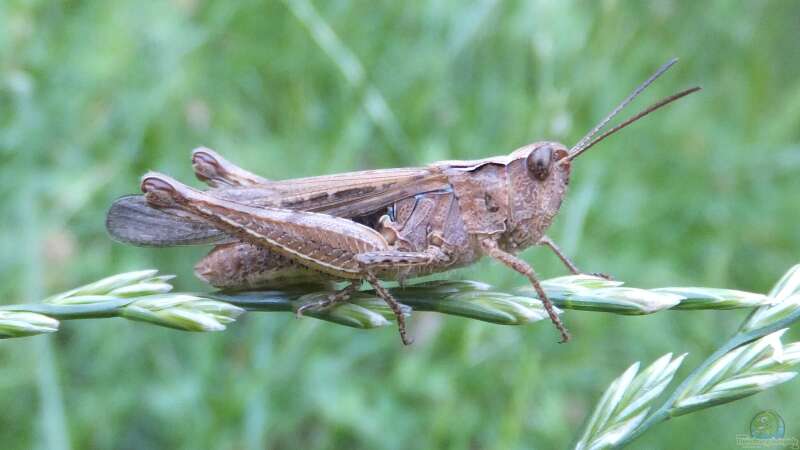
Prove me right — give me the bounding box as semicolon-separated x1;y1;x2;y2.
566;86;701;161
566;58;699;161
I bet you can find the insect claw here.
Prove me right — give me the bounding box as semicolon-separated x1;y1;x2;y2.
296;294;333;318
295;302;314;318
590;272;614;281
296;282;360;319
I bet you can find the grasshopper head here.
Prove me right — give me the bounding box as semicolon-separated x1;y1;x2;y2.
502;59;700;250
509;141;572;192
501;141;572;249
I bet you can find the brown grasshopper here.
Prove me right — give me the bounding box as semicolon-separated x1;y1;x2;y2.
107;59;699;345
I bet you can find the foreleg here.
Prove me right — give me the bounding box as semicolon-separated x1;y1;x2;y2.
538;235;611;280
538;236;580;274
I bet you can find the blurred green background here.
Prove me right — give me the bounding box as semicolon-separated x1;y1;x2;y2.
1;1;799;449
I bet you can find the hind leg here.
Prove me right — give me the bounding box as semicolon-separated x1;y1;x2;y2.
143;173;450;345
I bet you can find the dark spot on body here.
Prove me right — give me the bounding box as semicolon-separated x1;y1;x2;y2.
280;192;329;209
333;186;376;199
281;198;304;208
352;209;385;228
484;193;500;212
308;192;329;202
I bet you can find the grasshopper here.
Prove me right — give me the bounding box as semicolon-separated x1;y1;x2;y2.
107;59;699;345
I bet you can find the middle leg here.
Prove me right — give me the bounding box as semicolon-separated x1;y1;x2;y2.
481;238;570;343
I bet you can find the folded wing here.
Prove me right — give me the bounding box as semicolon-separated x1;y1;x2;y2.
107;166;450;247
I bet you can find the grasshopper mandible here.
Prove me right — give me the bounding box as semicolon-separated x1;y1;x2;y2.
107;58;699;345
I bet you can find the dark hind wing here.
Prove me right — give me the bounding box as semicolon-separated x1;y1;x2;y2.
106;195;230;247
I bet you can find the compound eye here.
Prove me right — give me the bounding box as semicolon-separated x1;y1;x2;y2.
527;144;553;181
